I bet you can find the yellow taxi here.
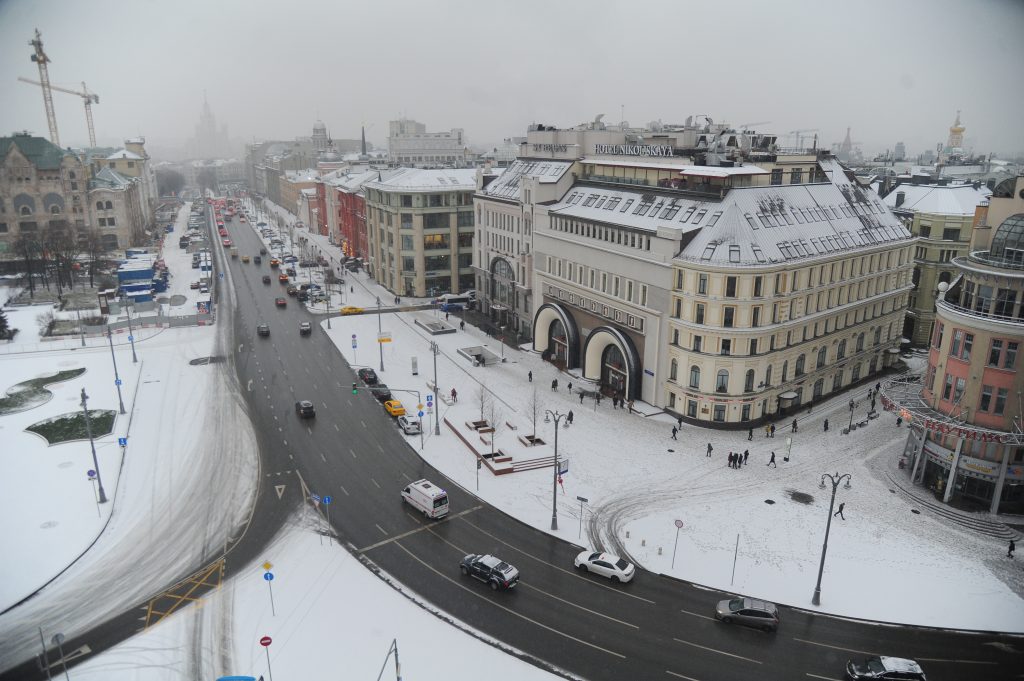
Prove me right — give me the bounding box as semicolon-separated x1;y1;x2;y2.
383;400;406;417
339;305;364;315
241;255;250;263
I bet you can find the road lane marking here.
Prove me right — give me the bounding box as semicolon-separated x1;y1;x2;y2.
339;485;349;496
378;444;385;453
283;439;288;446
371;478;381;489
804;674;842;680
320;452;326;462
665;671;701;681
793;639;875;657
375;524;388;535
322;401;328;409
672;637;761;664
307;427;312;435
679;608;716;621
361;420;367;429
350;448;357;458
358;507;483;553
458;517;656;605
520;582;638;629
391;541;625;659
334;424;340;431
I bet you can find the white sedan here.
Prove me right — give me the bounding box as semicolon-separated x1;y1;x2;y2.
397;415;421;435
574;550;636;583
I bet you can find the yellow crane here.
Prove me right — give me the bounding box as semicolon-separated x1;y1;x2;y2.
18;76;100;147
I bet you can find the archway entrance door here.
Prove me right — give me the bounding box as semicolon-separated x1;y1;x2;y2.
548;319;568;368
601;344;627;396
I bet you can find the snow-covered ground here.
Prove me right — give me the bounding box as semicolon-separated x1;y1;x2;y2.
2;198;1021;679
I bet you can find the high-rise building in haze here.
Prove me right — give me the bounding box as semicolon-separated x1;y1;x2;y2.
186;95;231;159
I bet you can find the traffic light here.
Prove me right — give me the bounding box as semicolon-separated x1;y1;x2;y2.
352;382;358;395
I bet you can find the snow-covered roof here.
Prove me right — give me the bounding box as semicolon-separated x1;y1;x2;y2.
107;148;143;161
480;159;573;200
678;165;768;178
881;182;991;216
284;169;319;183
549;157;911;266
90;167;133;190
364;168;476;192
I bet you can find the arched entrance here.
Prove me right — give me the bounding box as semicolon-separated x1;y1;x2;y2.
532;303;580;369
489;257;516;328
581;326;641;400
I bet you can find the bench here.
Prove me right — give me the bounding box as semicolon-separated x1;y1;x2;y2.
505;420;517;431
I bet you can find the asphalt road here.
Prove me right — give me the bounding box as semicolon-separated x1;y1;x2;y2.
3;209;1021;681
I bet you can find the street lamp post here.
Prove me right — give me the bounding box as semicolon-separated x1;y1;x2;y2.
544;409;566;531
376;296;384;372
107;326;126;414
811;472;852;606
847;399;855;434
80;388;108;503
125;301;138;363
430;341;441;436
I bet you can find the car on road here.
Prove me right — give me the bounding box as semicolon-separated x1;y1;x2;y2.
340;305;364;315
253;255;262;265
397;415;420;434
278;274;289;283
275;297;287;307
222;239;232;247
259;247;267;255
285;267;297;277
714;597;780;632
262;275;272;284
383;400;406;417
283;254;298;263
287;285;298;296
257;324;270;337
369;384;392;402
241;255;250;263
269;258;280;268
299;322;311;336
357;368;378;385
218;228;228;237
199;284;209;294
460;554;519;591
257;221;267;227
190;281;201;289
573;551;636;583
845;657;926;681
295;400;316;418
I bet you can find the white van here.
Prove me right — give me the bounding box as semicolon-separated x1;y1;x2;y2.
401;479;449;519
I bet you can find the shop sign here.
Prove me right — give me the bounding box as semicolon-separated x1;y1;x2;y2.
594;144;675;157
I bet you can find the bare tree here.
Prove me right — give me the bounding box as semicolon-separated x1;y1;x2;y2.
82;227;107;288
476;384;491;423
528;388;542;440
45;225;83;294
488;401;504;457
12;234;41;298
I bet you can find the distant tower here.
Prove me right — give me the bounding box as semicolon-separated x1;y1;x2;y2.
894;141;906;161
839;127;853;161
312;120;328;153
947;110;965;150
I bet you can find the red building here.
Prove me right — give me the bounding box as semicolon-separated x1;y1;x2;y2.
337;188;367;259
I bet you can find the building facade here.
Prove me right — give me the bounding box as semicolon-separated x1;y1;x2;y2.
88;167;146;250
882;181;990;345
388;119;466;168
896;210;1024;513
363;168;476;296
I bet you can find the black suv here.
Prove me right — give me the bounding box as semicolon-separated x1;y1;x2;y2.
299;322;311;336
257;324;270;337
368;383;391;402
460;554;520;591
357;368;379;385
295;400;316;418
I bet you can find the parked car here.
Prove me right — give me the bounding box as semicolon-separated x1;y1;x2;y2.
369;384;392;402
285;267;297;277
299;322;311;336
340;306;364;315
714;597;780;632
573;551;636;583
222;239;232;247
259;247;267;255
190;281;200;289
397;415;421;434
460;554;519;591
295;400;316;418
845;657;926;681
269;259;280;268
257;324;270;337
275;297;287;307
262;275;272;284
278;274;289;284
383;400;406;417
357;368;378;385
199;285;209;294
253;255;262;264
287;285;298;296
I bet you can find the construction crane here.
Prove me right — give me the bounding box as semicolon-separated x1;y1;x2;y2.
18;77;100;147
789;128;820;149
736;121;771;131
28;28;60;147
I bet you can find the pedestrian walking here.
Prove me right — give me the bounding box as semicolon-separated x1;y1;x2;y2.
823;418;829;432
677;416;684;429
460;320;465;331
747;427;753;441
743;450;749;465
875;381;881;392
580;392;585;404
568;382;573;393
765;424;771;438
768;452;776;468
727;452;734;468
595;393;602;406
792;419;798;433
770;424;776;438
445;312;450;321
706;442;713;457
807;402;813;414
551;379;558;392
350;286;354;293
628;399;635;413
833;502;846;520
867;389;873;400
528;370;533;382
671;426;678;440
1009;539;1016;558
450;387;458;403
567;410;574;425
896;416;903;427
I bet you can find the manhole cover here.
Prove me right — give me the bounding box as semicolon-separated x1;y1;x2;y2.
764;499;776;505
167;294;188;307
911;509;921;514
786;489;815;504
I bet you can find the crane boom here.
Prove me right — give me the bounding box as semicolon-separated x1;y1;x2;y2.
28;29;59;147
17;76;99;147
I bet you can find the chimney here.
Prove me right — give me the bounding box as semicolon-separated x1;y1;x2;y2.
895;191;906;208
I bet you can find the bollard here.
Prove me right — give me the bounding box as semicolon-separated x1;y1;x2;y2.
641;539;646;547
658;547;662;555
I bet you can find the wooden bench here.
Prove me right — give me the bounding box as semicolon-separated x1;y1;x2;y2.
505;420;517;431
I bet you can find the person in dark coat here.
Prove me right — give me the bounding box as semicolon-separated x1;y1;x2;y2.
743;450;749;465
833;502;846;520
896;416;903;427
580;392;585;404
792;419;798;433
528;370;533;382
567;410;574;425
450;387;458;403
767;451;776;468
1008;539;1015;558
823;418;829;432
551;379;558;391
728;452;735;468
568;382;573;393
747;428;753;441
460;320;465;331
770;424;776;438
706;442;713;457
671;426;678;440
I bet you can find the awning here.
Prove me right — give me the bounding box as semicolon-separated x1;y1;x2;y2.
887;348;901;354
779;391;799;400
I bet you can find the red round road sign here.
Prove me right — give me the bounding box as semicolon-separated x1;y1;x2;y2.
674;519;684;528
260;636;272;647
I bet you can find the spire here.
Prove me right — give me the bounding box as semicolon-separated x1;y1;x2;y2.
361;125;367;155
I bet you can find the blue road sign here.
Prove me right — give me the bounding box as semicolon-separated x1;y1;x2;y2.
263;572;274;581
114;379;122;386
219;273;225;279
127;335;134;342
418;410;424;417
352;339;357;348
351;334;356;338
427;394;433;402
118;437;127;447
323;495;332;505
87;469;96;478
311;494;321;503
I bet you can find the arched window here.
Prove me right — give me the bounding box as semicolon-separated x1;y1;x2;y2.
744;369;755;392
50;205;60;214
689;365;700;389
873;327;881;345
96;201;104;210
856;333;865;352
715;369;729;393
69;171;76;179
20;206;31;216
104;201;113;210
817;346;827;368
764;364;772;386
669;358;678;381
795;354;806;376
781;360;788;382
837;340;847;359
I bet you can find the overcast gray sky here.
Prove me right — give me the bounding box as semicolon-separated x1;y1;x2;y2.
2;0;1022;158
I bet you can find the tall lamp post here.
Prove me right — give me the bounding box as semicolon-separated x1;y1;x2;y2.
429;341;441;436
846;399;855;434
80;388;108;503
125;301;138;363
107;326;126;414
811;472;851;606
544;409;566;531
376;296;384;372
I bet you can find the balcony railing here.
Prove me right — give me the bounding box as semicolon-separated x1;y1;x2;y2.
936;297;1023;327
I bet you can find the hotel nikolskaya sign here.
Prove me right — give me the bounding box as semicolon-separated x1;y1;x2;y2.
594;144;675;157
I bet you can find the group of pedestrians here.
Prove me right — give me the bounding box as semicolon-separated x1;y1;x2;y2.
727;450;749;468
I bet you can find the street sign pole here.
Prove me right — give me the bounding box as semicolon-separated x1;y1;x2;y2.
263;571;275;616
671;519;684;569
259;636;274;681
323;495;333;546
576;496;589;539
